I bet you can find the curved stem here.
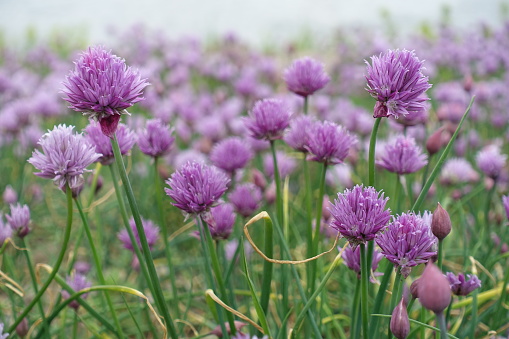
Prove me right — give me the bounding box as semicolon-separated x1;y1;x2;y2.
74;198;125;338
8;185;74;334
111;135;178;339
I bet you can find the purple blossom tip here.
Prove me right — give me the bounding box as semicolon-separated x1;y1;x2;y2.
306;120;357;165
118;217;160;252
476;144;507;179
85;120;137;165
138;119;175;158
210;137;253;174
228;183;262;218
377;135;427;175
244;98;291;141
61;273;92;309
283;56;330;97
445;272;481;296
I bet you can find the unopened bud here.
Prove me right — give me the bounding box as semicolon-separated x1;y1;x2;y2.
390;298;410;339
322;195;331;221
410;278;420;299
2;185;18;204
418;262;451;314
431;203;452;240
264;181;276;205
16;316;28;337
426;127;450;156
251;169;267;191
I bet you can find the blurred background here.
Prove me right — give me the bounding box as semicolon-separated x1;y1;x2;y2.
1;0;507;46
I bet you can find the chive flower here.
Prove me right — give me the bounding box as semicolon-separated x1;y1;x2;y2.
61;273;92;310
0;213;12;244
210;137;253;175
118;217;160;252
476;144;507;179
61;46;149;137
377;135;427;175
6;203;30;238
28;125;101;196
244;98;291;141
365;49;432;119
329;185;391;247
283;57;330;97
137;119;175;158
84;120;137;165
306;120;357;165
228;183;262;218
445;272;481;296
284;115;315;152
204;203;236;240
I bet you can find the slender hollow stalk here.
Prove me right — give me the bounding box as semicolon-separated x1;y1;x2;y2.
389;271;403;313
310;163;327;294
259;215;273;314
438;239;444;270
153;157;180;318
368;117;382;188
360;243;370;338
369;263;393;338
470;290;478;338
303;157;314;293
20;238;49;335
270;140;284;228
74;198;125;338
303;96;309;115
351;279;362;339
111;135;178;339
8;185;74;333
437;312;449;339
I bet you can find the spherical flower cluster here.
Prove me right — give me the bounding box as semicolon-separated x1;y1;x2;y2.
6;203;31;238
306;120;357;165
228;183;263;218
244;99;291;141
61;273;92;310
284;115;315;152
137;119;175;158
205;203;236;240
283;57;330;97
118;217;160;252
377;135;427;175
165;161;230;216
376;212;437;278
0;214;12;244
329;185;391;247
445;272;481;296
62;46;149;137
28;125;101;195
84;120;137;165
263;151;297;179
365;49;432;119
440;158;479;185
341;245;384;279
475;144;507;179
210;137;253;174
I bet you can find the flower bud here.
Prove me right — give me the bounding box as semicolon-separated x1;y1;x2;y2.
426;127;446;156
2;185;18;204
251;169;267;191
16;316;28;337
418;262;451;314
410;278;420;299
390;298;410;339
431;202;452;240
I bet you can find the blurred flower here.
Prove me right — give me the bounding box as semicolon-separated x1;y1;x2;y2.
376;212;437;278
365;49;431;118
306;120;357;165
263;151;297;179
62;46;149;137
204;203;236;240
210;137;253;175
61;273;92;310
28;125;101;195
0;213;12;244
418;262;451;313
74;261;91;275
503;195;509;221
118;217;160;252
445;272;481;296
0;323;8;339
244;99;291;141
283;57;330;97
84;120;137;165
476;144;507;179
137;119;175;158
284;115;315;152
6;203;30;238
340;245;383;280
329;185;391;247
210;321;247;338
2;185;17;204
440;158;479;185
377;135;427;175
228;183;262;218
165;162;230;216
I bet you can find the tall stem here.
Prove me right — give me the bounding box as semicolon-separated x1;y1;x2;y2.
360;243;370;338
368;117;382;188
436;311;449;339
74;198;125;338
309;163;327;294
8;185;74;333
270;140;284;227
110;135;178;339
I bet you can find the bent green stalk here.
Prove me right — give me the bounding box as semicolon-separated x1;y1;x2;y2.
111;135;178;339
74;198;125;338
8;185;74;334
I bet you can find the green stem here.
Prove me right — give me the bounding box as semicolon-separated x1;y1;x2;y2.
483;178;496;243
8;185;74;334
389;272;403;313
201;215;237;335
352;279;362;339
368;117;382;188
20;238;49;336
153;157;180;319
470;290;478;338
259;215;273;315
270;140;284;228
303;156;313;294
74;198;125;339
438;239;444;270
110;135;178;339
369;262;393;338
437;312;448;339
310;163;327;294
72;312;78;339
303;96;309;115
360;243;370;338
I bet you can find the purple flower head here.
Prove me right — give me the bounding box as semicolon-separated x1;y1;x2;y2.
244;99;291;141
62;46;149;137
306;120;357;165
165;161;230;216
2;185;17;204
329;185;391;247
476;144;507;179
377;135;428;175
6;203;30;238
228;183;263;218
203;203;236;240
284;115;315;152
341;245;384;279
84;120;137;165
376;212;438;278
283;57;330;97
445;272;481;296
28;125;101;196
210;137;253;174
138;119;175;158
61;273;92;310
0;214;12;244
118;217;160;252
503;195;509;221
263;151;297;179
440;158;479;185
365;49;432;118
